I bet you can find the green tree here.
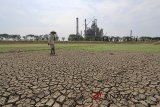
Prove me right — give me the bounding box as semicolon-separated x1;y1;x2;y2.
68;34;84;41
55;34;59;41
62;37;65;41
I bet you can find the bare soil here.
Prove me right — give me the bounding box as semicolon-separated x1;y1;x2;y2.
0;51;160;107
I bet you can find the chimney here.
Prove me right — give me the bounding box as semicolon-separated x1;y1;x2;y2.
76;17;79;35
85;19;87;37
94;19;97;36
130;30;132;37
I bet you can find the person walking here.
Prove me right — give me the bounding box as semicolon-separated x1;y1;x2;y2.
48;31;56;55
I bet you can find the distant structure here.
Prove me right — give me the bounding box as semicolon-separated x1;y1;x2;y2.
81;31;82;36
76;17;79;35
85;19;87;37
130;30;132;37
68;17;83;41
85;19;103;41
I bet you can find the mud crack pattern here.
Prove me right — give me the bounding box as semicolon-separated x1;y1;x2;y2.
0;51;160;107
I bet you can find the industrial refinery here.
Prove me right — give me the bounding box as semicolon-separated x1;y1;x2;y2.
74;17;104;41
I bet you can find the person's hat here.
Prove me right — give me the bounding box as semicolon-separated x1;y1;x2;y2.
50;31;56;34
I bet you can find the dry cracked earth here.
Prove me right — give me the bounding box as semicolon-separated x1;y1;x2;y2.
0;50;160;107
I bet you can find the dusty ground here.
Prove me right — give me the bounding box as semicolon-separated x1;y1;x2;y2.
0;51;160;107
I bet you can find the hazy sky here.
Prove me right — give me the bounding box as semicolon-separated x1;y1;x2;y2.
0;0;160;38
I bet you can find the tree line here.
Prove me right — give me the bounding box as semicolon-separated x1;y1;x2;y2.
68;34;160;42
0;33;159;42
0;34;21;41
0;34;59;41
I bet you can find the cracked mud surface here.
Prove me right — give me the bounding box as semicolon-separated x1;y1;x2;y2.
0;51;160;107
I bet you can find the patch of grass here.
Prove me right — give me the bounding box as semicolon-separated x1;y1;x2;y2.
0;44;48;53
56;43;160;53
0;43;160;53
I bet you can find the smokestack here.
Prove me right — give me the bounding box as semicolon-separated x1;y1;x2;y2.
95;19;97;36
76;17;79;35
85;19;87;37
130;30;132;37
